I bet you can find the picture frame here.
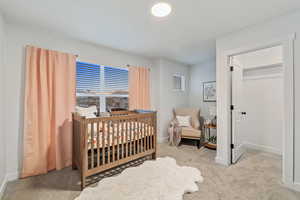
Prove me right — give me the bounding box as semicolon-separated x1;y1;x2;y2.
203;81;216;102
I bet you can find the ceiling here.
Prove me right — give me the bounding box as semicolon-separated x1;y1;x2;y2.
0;0;300;65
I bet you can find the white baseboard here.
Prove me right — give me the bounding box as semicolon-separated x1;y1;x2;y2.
0;171;19;199
158;136;168;143
0;176;7;199
243;142;282;155
215;156;230;166
6;171;19;182
284;181;300;192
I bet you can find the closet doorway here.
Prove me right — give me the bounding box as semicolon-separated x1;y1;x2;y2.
230;45;284;164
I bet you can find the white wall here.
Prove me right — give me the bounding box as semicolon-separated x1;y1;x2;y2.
189;60;216;119
4;22;190;178
241;75;283;155
216;10;300;186
0;12;7;197
156;59;190;141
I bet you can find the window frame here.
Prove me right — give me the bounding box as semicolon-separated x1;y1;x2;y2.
173;74;185;92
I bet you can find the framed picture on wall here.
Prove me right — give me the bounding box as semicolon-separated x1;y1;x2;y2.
203;81;216;102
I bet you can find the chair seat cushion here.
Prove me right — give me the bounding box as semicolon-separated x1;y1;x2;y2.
181;127;201;138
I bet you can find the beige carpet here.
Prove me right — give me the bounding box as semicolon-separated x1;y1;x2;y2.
2;143;300;200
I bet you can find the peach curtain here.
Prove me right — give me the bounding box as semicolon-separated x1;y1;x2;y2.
129;66;150;110
22;46;76;178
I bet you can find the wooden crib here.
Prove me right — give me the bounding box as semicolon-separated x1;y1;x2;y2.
72;110;157;190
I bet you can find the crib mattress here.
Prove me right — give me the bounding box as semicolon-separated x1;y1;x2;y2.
87;122;154;149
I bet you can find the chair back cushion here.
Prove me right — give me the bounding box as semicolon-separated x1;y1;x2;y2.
174;108;200;129
176;115;192;127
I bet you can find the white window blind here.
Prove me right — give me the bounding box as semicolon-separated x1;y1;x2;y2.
104;66;128;93
76;62;128;94
76;62;101;93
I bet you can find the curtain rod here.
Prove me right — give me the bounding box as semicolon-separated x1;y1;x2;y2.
75;57;150;71
126;64;151;71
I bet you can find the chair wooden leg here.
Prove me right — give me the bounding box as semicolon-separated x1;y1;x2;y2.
179;141;182;146
72;162;77;170
197;140;201;149
72;165;77;170
81;174;86;191
152;152;157;160
194;140;198;147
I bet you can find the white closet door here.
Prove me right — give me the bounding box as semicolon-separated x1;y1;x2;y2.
231;64;246;163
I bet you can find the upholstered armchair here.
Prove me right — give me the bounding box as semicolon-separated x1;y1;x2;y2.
171;108;203;148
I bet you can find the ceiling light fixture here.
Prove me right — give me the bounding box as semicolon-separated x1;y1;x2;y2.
151;2;172;18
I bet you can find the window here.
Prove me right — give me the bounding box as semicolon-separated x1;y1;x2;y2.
173;74;185;91
76;62;129;112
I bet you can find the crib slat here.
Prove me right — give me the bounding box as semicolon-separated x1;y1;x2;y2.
140;119;143;152
125;120;128;158
141;120;143;153
147;119;151;150
117;120;120;161
140;119;142;153
144;120;146;152
102;121;105;165
151;119;154;149
136;120;138;154
140;119;143;153
108;122;111;163
149;119;151;150
120;120;123;159
137;119;140;154
133;120;136;155
91;122;94;169
149;120;152;150
150;119;152;150
146;119;149;150
148;119;151;150
132;119;136;155
152;117;155;150
129;121;132;156
112;121;115;162
143;119;147;151
97;122;100;167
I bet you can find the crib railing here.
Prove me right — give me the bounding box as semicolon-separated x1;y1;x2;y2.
73;111;157;189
